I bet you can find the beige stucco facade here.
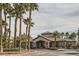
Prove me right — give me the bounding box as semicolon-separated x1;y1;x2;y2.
32;35;76;49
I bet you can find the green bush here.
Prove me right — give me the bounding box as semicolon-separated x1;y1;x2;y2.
77;44;79;48
72;46;78;49
3;48;20;52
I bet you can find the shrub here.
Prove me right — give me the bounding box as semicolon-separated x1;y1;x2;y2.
3;48;20;52
77;43;79;48
72;46;78;49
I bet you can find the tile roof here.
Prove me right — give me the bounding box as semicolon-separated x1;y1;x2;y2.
33;35;76;42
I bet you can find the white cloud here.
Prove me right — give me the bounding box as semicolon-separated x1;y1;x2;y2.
10;3;79;38
31;3;79;38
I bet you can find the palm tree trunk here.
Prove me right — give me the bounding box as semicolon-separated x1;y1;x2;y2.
27;3;32;51
19;17;22;36
19;4;22;53
25;24;29;50
19;15;22;53
26;25;28;35
14;15;18;48
8;16;11;48
25;25;28;49
0;9;3;53
4;10;7;48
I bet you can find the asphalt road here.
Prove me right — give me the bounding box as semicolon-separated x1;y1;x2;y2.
23;49;79;56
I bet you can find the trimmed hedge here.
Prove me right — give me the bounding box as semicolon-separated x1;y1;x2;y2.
72;46;78;49
77;43;79;48
3;48;20;52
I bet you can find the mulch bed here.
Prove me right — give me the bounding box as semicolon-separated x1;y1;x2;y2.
0;49;34;56
0;52;18;54
0;50;26;55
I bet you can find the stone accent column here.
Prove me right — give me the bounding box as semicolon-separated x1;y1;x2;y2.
47;41;50;48
44;42;47;48
64;41;66;48
33;42;36;48
46;42;48;48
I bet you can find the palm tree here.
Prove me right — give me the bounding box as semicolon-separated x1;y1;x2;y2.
0;4;3;53
52;31;60;49
18;33;27;48
60;32;64;39
26;3;38;51
69;32;76;40
7;16;11;48
2;4;11;48
23;18;34;35
23;18;34;49
18;3;26;36
65;32;69;39
3;6;7;48
19;13;22;53
2;21;8;48
18;4;26;53
12;3;26;48
23;18;29;35
12;4;22;48
0;3;11;52
13;4;19;48
6;5;14;48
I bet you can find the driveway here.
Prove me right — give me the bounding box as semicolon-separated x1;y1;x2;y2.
22;49;79;56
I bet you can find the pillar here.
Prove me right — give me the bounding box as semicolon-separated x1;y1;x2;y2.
33;42;36;48
47;41;50;48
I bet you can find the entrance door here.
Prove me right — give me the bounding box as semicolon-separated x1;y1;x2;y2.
36;40;45;48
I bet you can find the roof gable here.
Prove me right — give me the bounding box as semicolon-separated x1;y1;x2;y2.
33;35;51;42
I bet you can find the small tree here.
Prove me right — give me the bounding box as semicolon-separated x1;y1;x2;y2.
65;32;69;39
69;32;76;40
16;33;28;49
60;32;64;39
52;31;60;49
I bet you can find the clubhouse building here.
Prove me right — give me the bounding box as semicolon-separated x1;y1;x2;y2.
31;32;77;49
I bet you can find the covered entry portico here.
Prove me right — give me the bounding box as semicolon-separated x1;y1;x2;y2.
32;35;50;49
36;40;45;48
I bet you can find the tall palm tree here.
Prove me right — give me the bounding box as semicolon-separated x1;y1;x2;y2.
12;3;26;49
3;5;7;48
52;31;60;49
2;4;11;48
18;3;26;53
0;3;11;52
18;3;25;36
12;4;22;48
26;3;38;51
6;5;14;48
13;4;19;48
23;18;34;49
0;4;3;53
7;16;11;48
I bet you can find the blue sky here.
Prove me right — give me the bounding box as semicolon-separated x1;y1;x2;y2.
7;3;79;38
